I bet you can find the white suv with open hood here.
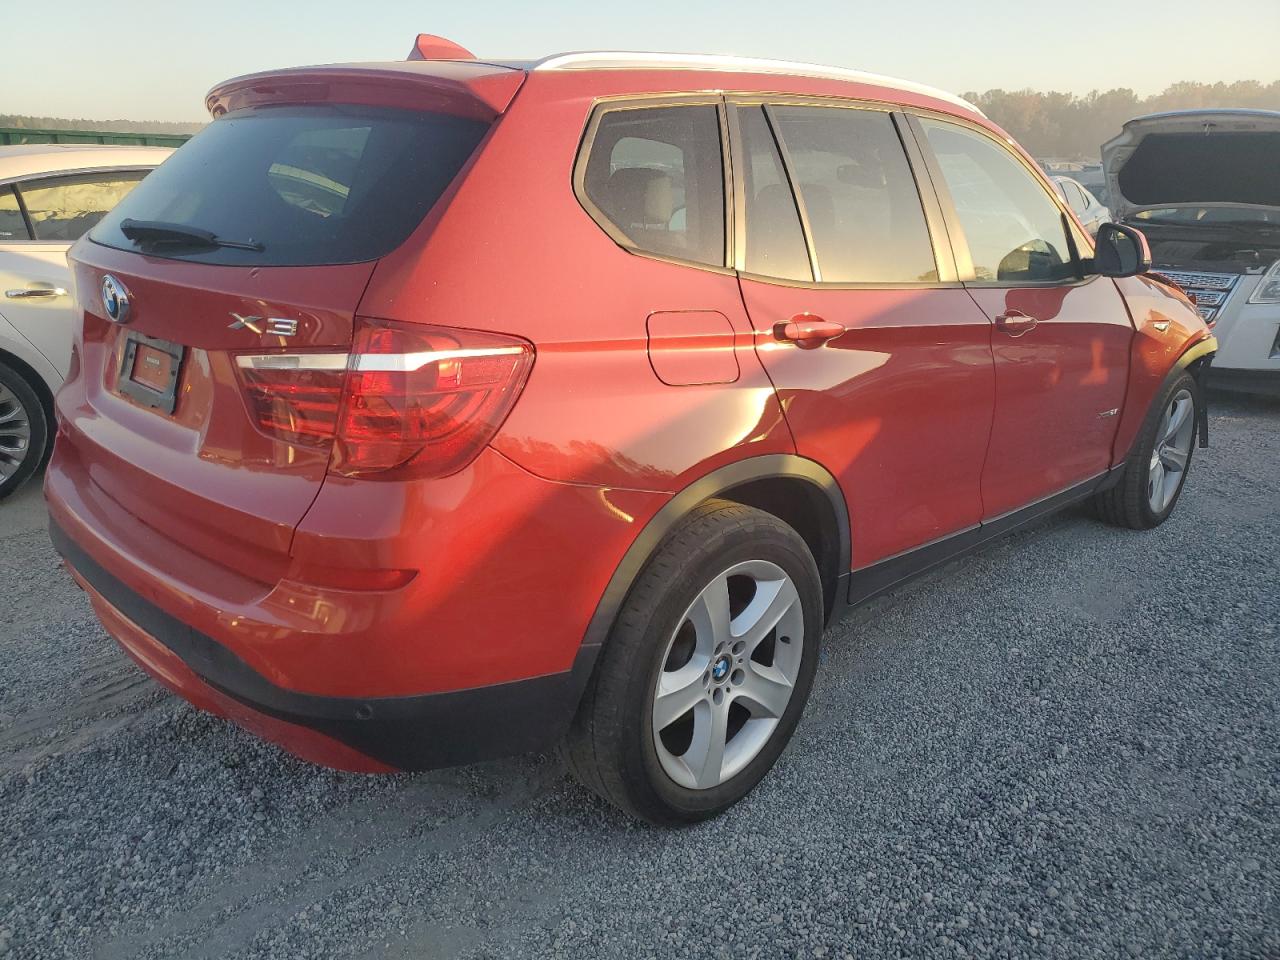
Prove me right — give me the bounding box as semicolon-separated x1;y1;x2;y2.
1103;109;1280;395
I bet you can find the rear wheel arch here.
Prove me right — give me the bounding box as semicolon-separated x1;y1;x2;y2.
716;475;845;624
582;455;851;659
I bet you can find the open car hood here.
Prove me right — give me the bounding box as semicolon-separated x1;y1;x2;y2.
1101;109;1280;220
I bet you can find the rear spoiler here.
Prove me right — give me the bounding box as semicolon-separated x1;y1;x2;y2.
207;58;523;122
407;34;476;61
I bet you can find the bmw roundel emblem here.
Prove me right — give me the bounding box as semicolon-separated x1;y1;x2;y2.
101;274;130;324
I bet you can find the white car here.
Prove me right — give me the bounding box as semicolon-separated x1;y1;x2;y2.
1102;109;1280;395
0;144;171;496
1051;175;1110;236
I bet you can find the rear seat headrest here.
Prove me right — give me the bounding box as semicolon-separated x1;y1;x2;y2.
605;167;676;228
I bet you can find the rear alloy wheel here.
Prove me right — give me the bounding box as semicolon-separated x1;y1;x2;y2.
562;499;822;824
652;559;805;790
1094;370;1199;530
0;363;47;499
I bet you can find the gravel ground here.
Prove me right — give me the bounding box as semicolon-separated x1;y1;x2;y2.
1;392;1277;960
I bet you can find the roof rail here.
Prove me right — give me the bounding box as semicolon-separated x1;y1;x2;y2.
531;51;983;116
407;34;476;61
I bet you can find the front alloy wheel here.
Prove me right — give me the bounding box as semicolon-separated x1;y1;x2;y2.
1147;387;1195;513
1093;369;1199;530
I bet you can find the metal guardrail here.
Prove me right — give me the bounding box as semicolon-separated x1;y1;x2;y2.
0;127;193;147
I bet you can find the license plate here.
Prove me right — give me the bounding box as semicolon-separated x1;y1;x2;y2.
118;332;184;414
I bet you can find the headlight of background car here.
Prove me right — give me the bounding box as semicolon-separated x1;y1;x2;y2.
1247;260;1280;303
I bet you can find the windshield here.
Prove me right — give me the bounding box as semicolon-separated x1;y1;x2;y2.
91;104;489;266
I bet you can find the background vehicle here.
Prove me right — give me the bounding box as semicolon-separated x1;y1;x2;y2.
46;41;1214;824
1103;109;1280;395
1051;175;1110;235
1040;159;1108;205
0;144;170;496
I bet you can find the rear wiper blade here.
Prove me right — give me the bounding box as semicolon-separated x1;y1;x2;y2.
119;218;264;252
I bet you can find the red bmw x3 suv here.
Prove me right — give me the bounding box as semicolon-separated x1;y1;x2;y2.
46;37;1216;823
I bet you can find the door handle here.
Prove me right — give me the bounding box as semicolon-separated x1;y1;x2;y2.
995;311;1039;337
774;314;846;349
5;286;68;300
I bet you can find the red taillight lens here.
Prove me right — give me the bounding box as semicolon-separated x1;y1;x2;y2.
332;318;534;478
235;319;534;480
237;360;347;446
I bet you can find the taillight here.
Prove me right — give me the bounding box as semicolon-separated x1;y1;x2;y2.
236;356;347;446
235;318;534;480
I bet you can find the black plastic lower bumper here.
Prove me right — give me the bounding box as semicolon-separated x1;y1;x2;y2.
50;521;596;771
1207;366;1280;399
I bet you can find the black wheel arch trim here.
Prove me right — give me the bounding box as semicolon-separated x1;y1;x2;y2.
1179;335;1216;449
1168;334;1217;450
580;454;852;658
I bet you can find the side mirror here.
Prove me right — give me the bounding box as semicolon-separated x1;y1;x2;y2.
1092;222;1151;277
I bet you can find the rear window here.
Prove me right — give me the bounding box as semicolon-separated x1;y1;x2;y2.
91;105;489;266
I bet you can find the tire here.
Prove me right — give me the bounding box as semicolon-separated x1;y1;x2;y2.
1093;370;1199;530
0;361;48;500
562;499;823;825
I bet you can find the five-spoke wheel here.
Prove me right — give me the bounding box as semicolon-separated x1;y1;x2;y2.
1094;370;1200;530
563;499;822;824
652;560;804;790
1147;387;1195;513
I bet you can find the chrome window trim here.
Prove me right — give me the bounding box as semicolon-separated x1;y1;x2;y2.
905;110;1097;289
761;104;823;282
1;166;157;246
726;94;958;288
572;94;737;276
0;164;159;190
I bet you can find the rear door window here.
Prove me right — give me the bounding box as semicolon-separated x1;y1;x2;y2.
91;105;489;266
737;106;812;281
19;172;147;242
581;105;726;268
920;119;1076;283
767;106;939;283
0;186;30;241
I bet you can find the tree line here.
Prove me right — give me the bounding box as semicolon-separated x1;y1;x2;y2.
963;80;1280;160
4;77;1278;160
0;115;203;135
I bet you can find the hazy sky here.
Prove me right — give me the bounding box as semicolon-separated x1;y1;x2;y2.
6;0;1278;122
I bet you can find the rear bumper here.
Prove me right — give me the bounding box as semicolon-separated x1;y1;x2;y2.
51;520;595;771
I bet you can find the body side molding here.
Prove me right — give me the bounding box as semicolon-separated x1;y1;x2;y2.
847;468;1122;608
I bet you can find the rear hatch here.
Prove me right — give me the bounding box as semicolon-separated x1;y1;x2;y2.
61;64;521;583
